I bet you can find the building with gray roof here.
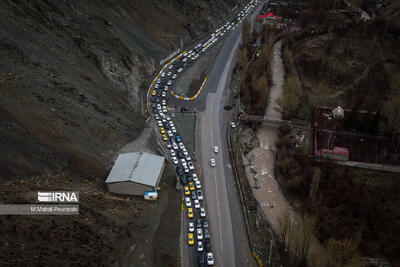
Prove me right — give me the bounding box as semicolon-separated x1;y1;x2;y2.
105;152;165;196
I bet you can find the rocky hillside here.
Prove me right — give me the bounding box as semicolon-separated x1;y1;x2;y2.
0;0;236;180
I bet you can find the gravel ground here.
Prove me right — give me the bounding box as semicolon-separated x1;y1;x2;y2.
173;42;223;97
170;112;196;158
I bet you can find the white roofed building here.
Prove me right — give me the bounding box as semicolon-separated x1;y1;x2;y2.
105;152;165;196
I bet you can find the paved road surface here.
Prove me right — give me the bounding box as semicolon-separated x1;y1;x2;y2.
196;4;262;267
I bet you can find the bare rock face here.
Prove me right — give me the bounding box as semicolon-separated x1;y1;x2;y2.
0;0;236;179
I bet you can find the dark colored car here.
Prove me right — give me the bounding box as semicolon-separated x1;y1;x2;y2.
205;239;211;252
204;228;210;239
202;219;208;228
197;219;202;228
186;174;193;183
151;103;156;109
177;151;184;159
180;175;187;185
191;191;197;200
163;123;170;130
198;253;206;267
176;166;184;176
152;108;157;114
175;135;182;142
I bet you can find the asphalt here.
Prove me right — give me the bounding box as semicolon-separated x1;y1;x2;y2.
195;4;263;267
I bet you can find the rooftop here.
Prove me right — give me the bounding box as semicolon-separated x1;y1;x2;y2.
105;152;165;187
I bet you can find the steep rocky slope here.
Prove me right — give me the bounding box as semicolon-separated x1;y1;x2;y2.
0;0;236;179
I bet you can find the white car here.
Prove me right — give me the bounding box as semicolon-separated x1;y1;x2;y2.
184;165;190;174
207;253;214;265
162;106;167;113
210;158;216;167
172;142;179;150
178;142;185;150
172;74;177;79
166;116;171;121
161;91;166;98
194;199;200;209
161;72;165;77
167;71;172;76
180;158;186;165
197;241;203;252
188;222;194;232
188;161;194;171
177;68;183;73
200;207;206;218
197;190;203;200
184;152;191;161
192;174;198;182
171;127;177;133
168;64;173;70
182;57;187;62
154;84;159;89
156;79;161;84
185;197;191;207
172;156;178;165
213;146;218;153
167;130;173;137
197;228;203;240
157;120;163;127
167;80;172;85
195;180;201;189
164;86;168;91
162;99;166;105
170;149;176;157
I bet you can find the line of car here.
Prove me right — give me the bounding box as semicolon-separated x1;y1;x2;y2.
148;1;258;266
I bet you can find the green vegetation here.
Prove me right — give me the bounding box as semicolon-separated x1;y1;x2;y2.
238;21;277;115
275;126;400;262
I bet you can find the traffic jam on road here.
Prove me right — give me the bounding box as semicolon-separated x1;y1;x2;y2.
147;1;258;266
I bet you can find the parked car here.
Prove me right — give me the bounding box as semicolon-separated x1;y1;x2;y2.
177;151;184;159
188;233;194;245
172;156;178;165
194;199;200;209
170;149;176;157
205;239;211;252
185;197;191;207
197;190;203;200
184;186;190;196
192;173;198;182
172;142;179;150
188;161;194;171
176;166;184;176
188;222;194;232
195;180;202;189
198;253;206;267
202;219;208;228
197;228;203;240
197;219;202;228
197;241;204;252
200;207;206;217
204;228;210;239
180;175;187;184
207;253;214;265
191;191;197;200
188;207;193;218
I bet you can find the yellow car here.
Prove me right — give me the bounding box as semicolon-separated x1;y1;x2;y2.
184;186;190;196
162;134;168;141
189;182;195;191
188;207;193;218
188;233;194;245
152;90;156;96
160;127;165;134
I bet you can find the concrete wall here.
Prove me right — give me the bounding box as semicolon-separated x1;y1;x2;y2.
107;182;153;196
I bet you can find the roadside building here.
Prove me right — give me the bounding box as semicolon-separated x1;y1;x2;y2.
319;146;349;161
105;152;165;196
